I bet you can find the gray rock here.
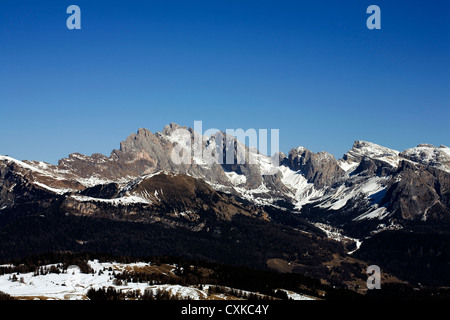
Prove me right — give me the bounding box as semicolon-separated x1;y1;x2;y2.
287;147;345;188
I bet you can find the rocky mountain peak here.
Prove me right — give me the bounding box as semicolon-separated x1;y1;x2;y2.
119;128;158;153
399;144;450;172
287;147;344;188
343;140;400;168
162;123;186;136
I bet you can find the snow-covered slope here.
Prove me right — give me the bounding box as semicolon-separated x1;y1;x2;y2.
400;144;450;173
340;140;400;170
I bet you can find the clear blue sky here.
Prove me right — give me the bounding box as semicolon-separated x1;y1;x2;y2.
1;0;449;164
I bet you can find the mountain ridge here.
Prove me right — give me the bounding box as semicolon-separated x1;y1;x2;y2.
1;123;450;288
1;124;449;229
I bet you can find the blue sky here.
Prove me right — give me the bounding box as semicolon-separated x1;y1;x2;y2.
1;0;449;164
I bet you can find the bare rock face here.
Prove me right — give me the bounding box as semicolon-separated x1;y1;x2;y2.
0;161;33;208
115;126;181;173
287;147;345;189
58;127;172;179
352;157;397;177
385;161;450;221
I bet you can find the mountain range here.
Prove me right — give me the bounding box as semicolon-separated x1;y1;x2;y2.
1;123;449;291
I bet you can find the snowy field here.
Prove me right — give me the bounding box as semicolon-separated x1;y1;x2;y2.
0;260;314;300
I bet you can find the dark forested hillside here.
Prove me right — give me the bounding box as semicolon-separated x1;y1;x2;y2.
0;199;347;280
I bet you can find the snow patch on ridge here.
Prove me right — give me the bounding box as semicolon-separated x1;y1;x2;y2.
344;141;400;168
353;205;390;221
71;194;151;206
0;155;54;176
233;183;278;206
400;144;450;173
337;160;359;172
317;176;388;212
224;171;247;186
33;182;74;195
278;166;323;210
